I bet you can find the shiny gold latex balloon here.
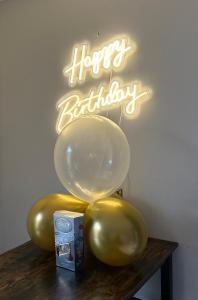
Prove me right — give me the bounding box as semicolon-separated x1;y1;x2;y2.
27;194;88;251
84;197;148;266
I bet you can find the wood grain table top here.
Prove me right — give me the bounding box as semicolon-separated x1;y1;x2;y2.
0;238;178;300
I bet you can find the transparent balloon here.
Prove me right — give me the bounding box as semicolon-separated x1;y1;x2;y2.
54;115;130;202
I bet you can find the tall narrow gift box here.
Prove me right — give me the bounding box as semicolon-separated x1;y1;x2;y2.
54;210;84;271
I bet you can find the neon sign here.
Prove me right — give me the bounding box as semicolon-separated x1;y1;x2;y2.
63;36;136;87
56;79;152;134
56;35;152;134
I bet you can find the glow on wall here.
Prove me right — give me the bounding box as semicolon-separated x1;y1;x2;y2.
56;35;152;134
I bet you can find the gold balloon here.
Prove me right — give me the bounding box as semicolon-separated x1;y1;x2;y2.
27;194;88;251
84;197;148;266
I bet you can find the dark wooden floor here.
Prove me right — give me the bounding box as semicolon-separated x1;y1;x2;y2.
0;238;178;300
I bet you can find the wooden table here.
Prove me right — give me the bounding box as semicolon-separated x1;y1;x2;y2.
0;238;178;300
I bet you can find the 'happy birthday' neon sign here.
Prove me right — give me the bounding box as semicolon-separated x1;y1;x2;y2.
56;35;152;134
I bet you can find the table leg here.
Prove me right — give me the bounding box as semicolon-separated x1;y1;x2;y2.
161;255;173;300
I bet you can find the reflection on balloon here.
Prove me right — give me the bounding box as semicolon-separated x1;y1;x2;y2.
84;197;148;266
27;194;88;251
54;115;130;202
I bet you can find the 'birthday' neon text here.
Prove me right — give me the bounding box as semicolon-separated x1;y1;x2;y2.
56;79;152;134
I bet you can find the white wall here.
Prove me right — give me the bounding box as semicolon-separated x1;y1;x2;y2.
1;0;198;299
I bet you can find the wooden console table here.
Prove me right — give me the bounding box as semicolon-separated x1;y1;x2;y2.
0;238;178;300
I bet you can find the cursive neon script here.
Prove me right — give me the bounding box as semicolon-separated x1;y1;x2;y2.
56;79;152;134
63;36;136;87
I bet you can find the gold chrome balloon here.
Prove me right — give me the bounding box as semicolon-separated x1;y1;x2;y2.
27;194;88;251
84;197;148;266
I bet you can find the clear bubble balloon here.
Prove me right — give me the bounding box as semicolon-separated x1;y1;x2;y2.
54;115;130;202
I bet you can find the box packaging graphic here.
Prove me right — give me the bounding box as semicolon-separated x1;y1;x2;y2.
53;210;84;271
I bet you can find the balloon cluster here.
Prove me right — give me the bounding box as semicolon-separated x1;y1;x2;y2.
27;116;148;266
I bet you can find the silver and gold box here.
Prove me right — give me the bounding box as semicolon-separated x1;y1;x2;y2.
53;210;84;271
